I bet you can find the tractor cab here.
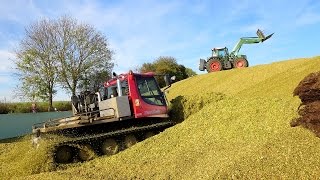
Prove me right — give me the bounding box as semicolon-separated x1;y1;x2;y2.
212;47;229;58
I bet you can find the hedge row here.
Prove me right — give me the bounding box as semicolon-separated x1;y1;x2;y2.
0;101;72;114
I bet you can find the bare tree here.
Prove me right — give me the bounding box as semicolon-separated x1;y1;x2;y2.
78;70;112;93
14;16;114;110
15;19;57;111
53;16;114;96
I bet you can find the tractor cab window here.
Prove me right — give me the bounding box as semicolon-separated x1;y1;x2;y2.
212;48;227;57
136;76;165;106
217;49;226;57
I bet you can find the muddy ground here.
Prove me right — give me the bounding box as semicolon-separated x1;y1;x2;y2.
291;72;320;136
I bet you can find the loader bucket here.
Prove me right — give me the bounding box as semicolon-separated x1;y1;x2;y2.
257;29;274;42
262;33;274;42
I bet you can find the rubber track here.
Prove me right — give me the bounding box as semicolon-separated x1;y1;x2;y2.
57;121;174;146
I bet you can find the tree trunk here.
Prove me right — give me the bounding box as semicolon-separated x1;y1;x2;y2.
48;92;54;112
72;83;77;97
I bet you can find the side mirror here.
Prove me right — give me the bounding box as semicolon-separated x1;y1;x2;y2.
164;75;171;86
164;75;176;86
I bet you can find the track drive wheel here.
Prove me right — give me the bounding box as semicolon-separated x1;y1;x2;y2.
206;58;222;73
144;131;156;139
55;145;73;163
233;58;249;68
101;139;119;156
124;134;137;148
78;144;95;161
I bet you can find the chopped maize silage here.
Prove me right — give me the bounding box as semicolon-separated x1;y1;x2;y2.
27;96;320;179
170;92;226;122
0;134;72;179
166;56;320;101
2;56;320;179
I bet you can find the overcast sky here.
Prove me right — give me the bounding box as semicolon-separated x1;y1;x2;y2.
1;0;320;101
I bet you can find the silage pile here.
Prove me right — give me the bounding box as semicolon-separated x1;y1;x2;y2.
170;92;226;122
291;71;320;136
25;56;320;179
0;134;69;179
28;95;320;179
2;56;320;179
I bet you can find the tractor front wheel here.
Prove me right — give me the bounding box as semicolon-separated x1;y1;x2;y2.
233;58;249;68
206;59;222;73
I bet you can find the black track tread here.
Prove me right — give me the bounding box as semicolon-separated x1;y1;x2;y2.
57;121;174;146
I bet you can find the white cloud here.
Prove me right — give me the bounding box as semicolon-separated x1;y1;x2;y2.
0;50;15;73
0;49;17;100
0;75;10;83
296;12;320;26
0;72;17;101
0;0;319;102
57;0;187;72
295;0;320;26
0;0;43;25
15;1;275;72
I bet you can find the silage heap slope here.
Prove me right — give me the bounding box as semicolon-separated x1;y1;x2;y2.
23;56;320;179
167;57;320;100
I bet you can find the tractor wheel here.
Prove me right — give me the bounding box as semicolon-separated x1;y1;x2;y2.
124;134;137;148
78;144;95;161
206;59;222;73
101;138;119;156
233;58;249;68
55;145;73;163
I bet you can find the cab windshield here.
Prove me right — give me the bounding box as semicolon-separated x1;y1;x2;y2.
217;49;226;57
136;76;166;106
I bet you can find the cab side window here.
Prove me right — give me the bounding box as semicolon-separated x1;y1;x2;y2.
105;80;128;99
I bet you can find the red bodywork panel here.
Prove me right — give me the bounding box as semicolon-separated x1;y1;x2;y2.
104;72;168;119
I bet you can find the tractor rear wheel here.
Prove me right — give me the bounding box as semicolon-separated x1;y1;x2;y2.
233;58;248;68
206;59;222;72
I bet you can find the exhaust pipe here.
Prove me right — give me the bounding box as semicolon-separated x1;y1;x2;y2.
113;72;123;97
116;78;122;97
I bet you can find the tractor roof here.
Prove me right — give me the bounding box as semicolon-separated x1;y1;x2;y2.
104;71;156;87
212;47;226;51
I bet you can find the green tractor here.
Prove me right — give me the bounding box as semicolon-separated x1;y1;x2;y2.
199;29;274;73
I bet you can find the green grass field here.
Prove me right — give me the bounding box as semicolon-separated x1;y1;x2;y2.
1;56;320;179
0;101;71;114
